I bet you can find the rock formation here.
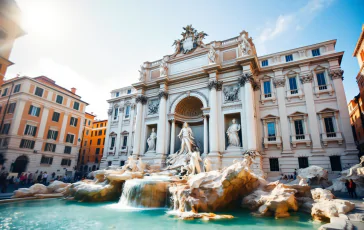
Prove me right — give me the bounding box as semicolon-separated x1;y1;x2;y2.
12;181;70;198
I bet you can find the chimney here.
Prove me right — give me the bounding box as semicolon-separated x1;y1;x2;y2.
71;87;76;94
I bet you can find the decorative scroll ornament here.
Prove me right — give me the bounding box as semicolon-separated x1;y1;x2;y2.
208;45;217;64
148;99;159;115
107;109;113;116
329;69;344;80
158;90;168;100
299;73;313;84
238;72;253;87
223;85;240;102
172;25;208;56
135;95;148;105
273;78;286;88
208;80;223;91
138;65;146;82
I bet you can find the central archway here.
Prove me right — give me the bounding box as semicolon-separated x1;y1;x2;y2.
12;155;28;174
175;96;203;119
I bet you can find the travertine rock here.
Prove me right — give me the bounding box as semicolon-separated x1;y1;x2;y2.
47;181;70;192
297;165;328;185
318;217;354;230
12;183;49;198
167;210;234;220
311;188;335;200
311;199;355;221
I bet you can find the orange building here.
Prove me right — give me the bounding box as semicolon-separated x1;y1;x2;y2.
348;96;364;153
0;0;26;85
0;75;88;178
78;114;107;173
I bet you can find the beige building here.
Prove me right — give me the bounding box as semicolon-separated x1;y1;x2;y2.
102;26;357;176
0;76;88;177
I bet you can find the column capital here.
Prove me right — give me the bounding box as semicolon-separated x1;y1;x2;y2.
299;73;313;84
273;78;286;88
135;95;148;105
158;90;168;100
208;80;223;91
238;72;253;87
329;69;344;81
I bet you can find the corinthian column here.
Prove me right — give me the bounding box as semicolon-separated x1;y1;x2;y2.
103;108;113;158
156;89;168;156
115;106;124;157
208;79;222;155
170;119;175;155
203;115;208;156
133;95;147;157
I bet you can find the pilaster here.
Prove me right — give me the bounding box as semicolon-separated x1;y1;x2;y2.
133;94;147;158
9;98;26;135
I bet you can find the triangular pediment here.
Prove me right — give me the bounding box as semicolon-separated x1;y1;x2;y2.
121;130;129;135
286;70;298;76
261;114;279;120
288;111;307;117
109;132;117;136
314;65;326;71
317;108;339;114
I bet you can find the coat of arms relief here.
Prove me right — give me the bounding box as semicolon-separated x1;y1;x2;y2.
172;25;208;56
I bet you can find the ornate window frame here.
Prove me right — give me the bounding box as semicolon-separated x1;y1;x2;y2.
259;75;276;105
317;108;343;145
313;65;333;97
287;111;311;147
285;70;303;101
261;114;282;149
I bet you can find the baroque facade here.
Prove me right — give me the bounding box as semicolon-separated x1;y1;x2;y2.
101;26;358;176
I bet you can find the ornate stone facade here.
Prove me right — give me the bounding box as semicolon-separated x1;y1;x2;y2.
101;26;358;177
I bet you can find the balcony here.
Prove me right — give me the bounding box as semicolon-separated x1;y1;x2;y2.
286;88;303;101
321;132;343;146
314;84;333;98
260;92;276;105
119;146;128;155
291;134;311;147
263;136;282;149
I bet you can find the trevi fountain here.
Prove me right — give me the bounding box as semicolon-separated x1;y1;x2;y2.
0;122;363;229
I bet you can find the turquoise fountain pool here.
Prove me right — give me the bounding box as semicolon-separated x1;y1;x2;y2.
0;199;322;230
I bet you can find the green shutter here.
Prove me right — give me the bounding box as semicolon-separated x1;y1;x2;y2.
68;160;71;166
52;144;56;152
36;107;41;117
54;131;58;140
49;157;53;165
74;118;78;126
20;139;24;148
28;105;33;114
33;127;37;136
24;125;29;135
31;141;35;149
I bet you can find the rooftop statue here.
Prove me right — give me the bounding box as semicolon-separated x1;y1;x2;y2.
172;25;208;55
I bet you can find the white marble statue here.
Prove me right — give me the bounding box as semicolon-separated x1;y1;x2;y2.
138;65;146;81
147;128;157;152
238;35;251;57
160;60;168;77
189;151;202;175
208;45;216;64
203;157;212;172
177;122;195;155
226;119;241;147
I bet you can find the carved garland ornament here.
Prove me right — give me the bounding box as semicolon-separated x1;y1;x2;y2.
135;95;148;105
300;73;313;84
208;80;223;91
158;90;169;100
329;69;344;80
273;78;286;88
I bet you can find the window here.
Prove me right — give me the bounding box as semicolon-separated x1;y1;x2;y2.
288;77;298;94
88;120;91;126
113;108;118;120
330;156;342;171
66;134;75;144
261;60;268;67
125;106;131;118
7;103;16;113
324;117;336;137
35;87;44;97
263;81;271;98
84;141;87;146
95;157;99;163
52;112;60;122
317;72;327;90
47;130;58;140
116;92;120;97
90;140;92;145
104;130;106;135
28;105;41;117
44;143;56;152
73;102;80;110
267;122;276;141
2;88;8;96
24;124;37;137
122;136;128;148
0;138;9;147
64;146;72;154
13;84;21;93
269;158;280;171
86;130;89;135
40;156;53;165
127;89;131;94
108;161;112;166
97;124;99;128
98;130;102;136
312;49;320;57
70;117;78;126
56;95;63;104
298;157;309;169
97;138;101;145
120;161;125;166
61;159;72;166
91;131;93;137
294;120;304;139
285;54;293;62
103;138;105;145
96;148;100;154
100;123;103;127
20;139;35;149
110;136;115;149
1;123;10;134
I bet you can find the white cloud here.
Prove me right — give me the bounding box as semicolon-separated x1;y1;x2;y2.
258;15;293;42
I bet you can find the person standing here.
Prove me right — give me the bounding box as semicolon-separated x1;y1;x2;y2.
345;180;351;197
293;169;297;180
27;172;33;185
14;176;20;190
1;173;8;193
349;179;358;199
37;171;43;183
42;172;48;185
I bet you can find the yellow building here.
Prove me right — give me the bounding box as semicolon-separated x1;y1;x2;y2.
0;75;88;179
0;0;26;85
78;114;107;174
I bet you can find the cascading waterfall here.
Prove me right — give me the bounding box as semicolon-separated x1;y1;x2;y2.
117;176;171;208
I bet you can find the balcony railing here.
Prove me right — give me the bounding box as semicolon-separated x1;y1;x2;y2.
321;132;343;146
314;84;333;97
326;132;337;138
263;136;282;149
291;134;311;147
260;92;276;104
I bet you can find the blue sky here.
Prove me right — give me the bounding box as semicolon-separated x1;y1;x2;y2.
6;0;364;119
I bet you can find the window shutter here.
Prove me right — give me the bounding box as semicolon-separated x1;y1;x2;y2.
36;107;41;117
66;134;69;142
24;125;29;135
70;135;74;143
47;130;51;139
31;141;35;149
20;139;24;148
54;131;58;140
28;105;33;114
69;117;73;125
68;160;71;166
52;144;56;152
74;118;78;126
49;158;53;165
33;127;37;136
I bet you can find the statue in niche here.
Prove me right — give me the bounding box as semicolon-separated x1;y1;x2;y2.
160;60;168;77
223;86;239;102
148;100;159;115
208;45;216;64
138;65;146;82
178;122;195;155
226;119;241;147
238;34;252;57
146;128;157;152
